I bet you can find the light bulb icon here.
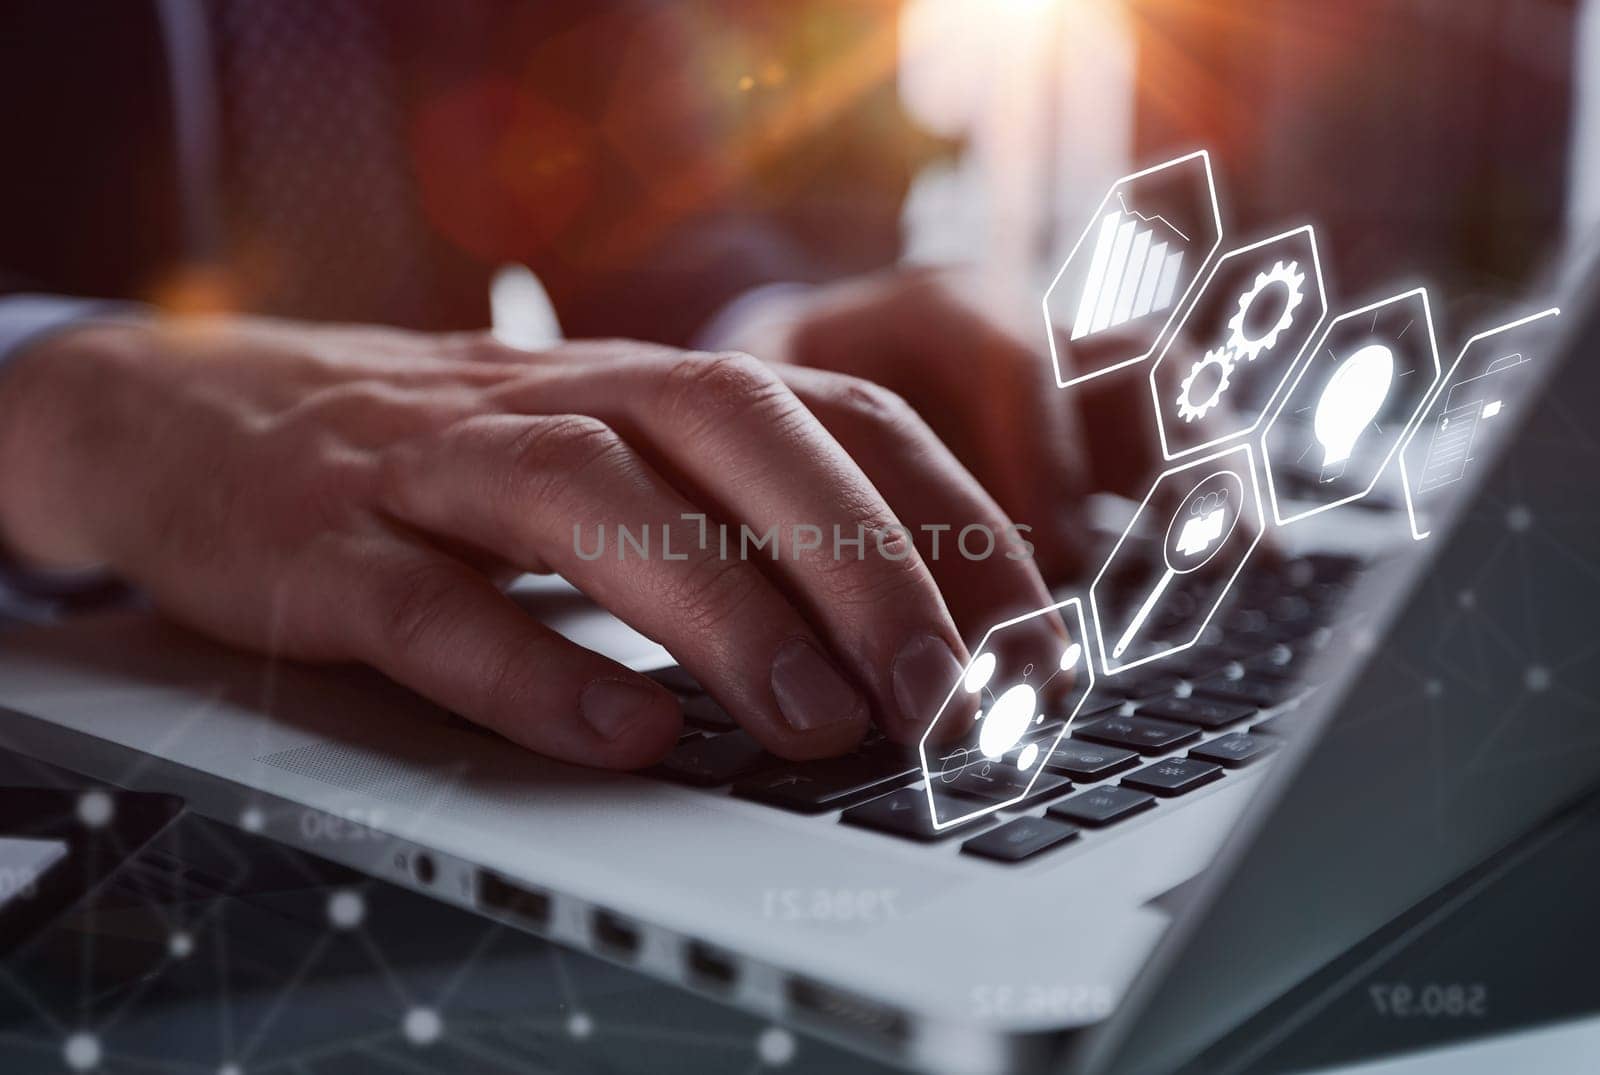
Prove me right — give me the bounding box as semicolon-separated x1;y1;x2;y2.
1313;343;1394;483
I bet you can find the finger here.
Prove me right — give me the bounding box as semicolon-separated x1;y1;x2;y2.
796;287;1094;579
374;413;872;759
310;532;684;769
914;317;1090;578
776;366;1071;693
492;354;972;743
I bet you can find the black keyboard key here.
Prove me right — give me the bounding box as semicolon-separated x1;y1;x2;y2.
1041;741;1139;782
1243;655;1300;684
733;753;917;814
650;732;776;787
681;692;739;732
1136;695;1256;729
1189;732;1275;769
1076;695;1128;721
1252;710;1312;737
1162;650;1232;681
1122;758;1223;797
1074;715;1200;754
962;817;1079;863
1107;672;1187;701
1189;675;1288;710
840;788;990;842
946;766;1072;809
1047;786;1156;828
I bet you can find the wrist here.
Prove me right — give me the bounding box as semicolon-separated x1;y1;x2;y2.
0;315;158;570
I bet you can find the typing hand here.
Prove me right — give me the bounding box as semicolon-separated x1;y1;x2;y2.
0;316;1064;768
709;268;1162;584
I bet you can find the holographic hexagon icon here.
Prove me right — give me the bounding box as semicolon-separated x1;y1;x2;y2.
1043;151;1224;388
1089;444;1265;677
918;599;1094;831
1150;226;1328;460
1399;306;1561;540
1261;289;1442;528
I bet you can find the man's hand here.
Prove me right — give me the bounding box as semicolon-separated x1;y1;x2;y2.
0;316;1065;768
712;270;1123;582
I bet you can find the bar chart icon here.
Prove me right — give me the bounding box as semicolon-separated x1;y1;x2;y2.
1043;150;1223;390
1070;207;1187;341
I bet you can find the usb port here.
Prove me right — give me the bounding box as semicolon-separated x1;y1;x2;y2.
476;871;551;930
787;976;909;1048
684;941;739;993
591;908;641;960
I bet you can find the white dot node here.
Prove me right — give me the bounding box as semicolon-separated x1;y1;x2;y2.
567;1011;594;1039
64;1032;101;1071
239;807;265;833
757;1026;797;1066
1059;642;1082;672
77;790;114;829
1458;590;1475;610
978;684;1037;759
168;931;194;959
964;652;996;693
1424;680;1444;698
328;889;366;930
403;1007;443;1046
1017;742;1040;772
1526;665;1552;692
218;1065;243;1075
1507;505;1532;532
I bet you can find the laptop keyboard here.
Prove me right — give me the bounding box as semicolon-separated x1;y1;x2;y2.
639;552;1361;865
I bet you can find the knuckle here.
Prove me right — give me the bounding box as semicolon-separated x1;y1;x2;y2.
472;637;543;730
829;375;919;431
662;554;769;635
370;559;468;659
508;414;626;482
820;523;931;603
503;415;640;521
659;350;792;431
286;382;397;426
445;329;516;364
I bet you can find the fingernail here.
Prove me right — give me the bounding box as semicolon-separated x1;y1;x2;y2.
579;678;660;740
770;638;868;732
893;634;965;731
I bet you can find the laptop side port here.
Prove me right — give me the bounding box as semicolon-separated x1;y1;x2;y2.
476;871;551;930
786;976;910;1050
684;940;740;993
591;908;642;961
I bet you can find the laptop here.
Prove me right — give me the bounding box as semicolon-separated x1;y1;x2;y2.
0;241;1594;1073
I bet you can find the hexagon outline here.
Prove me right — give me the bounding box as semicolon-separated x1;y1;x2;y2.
1149;224;1329;461
1397;306;1561;541
917;597;1095;832
1042;150;1225;389
1088;443;1264;679
1260;288;1442;529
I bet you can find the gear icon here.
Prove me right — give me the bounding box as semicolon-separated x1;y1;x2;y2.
1176;347;1236;423
1227;260;1306;362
